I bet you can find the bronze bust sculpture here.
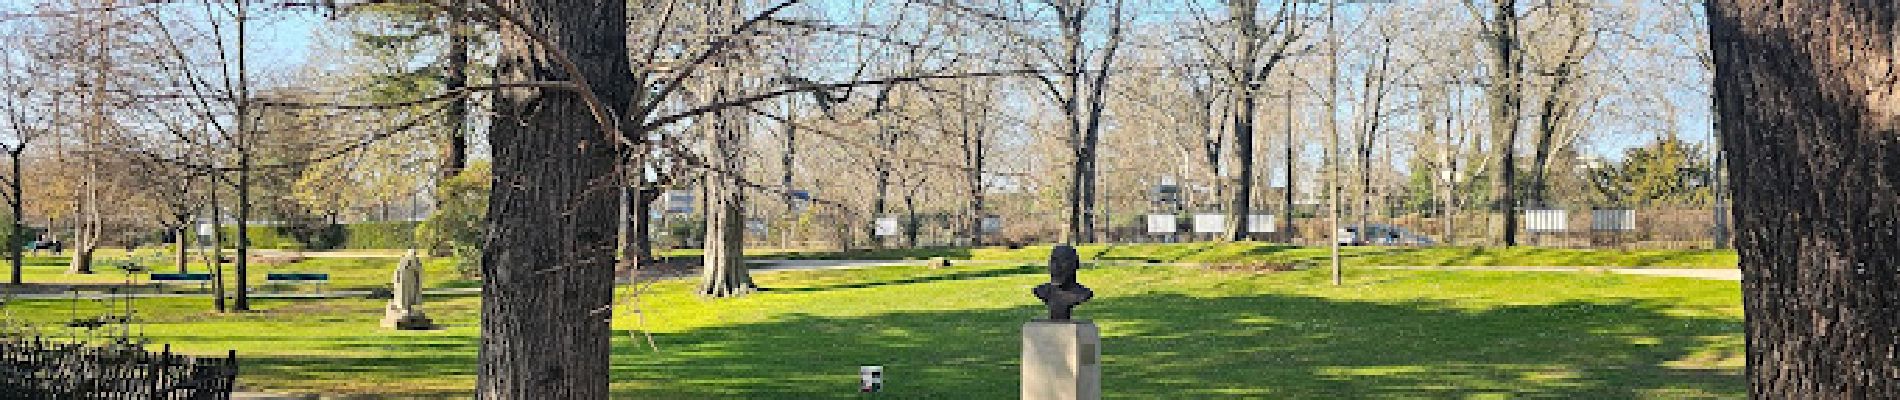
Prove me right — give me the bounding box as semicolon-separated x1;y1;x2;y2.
1033;244;1093;321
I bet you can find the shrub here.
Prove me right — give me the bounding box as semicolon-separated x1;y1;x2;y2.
415;163;490;277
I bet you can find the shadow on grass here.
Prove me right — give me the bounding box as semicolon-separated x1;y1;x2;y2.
601;293;1741;399
208;284;1742;399
756;265;1041;294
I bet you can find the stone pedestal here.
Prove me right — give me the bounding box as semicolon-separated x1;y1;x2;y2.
381;308;434;330
1022;320;1100;400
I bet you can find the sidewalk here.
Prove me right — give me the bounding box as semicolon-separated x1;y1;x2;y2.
1375;265;1740;281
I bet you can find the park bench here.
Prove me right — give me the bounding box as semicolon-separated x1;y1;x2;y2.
148;273;214;291
266;273;330;293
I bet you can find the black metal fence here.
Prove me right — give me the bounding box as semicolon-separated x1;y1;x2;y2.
0;338;238;399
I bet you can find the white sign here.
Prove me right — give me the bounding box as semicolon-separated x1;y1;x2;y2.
746;219;768;235
1193;214;1225;233
196;223;215;237
979;215;1002;234
1145;214;1177;234
1247;214;1277;233
859;365;883;393
874;217;900;237
1590;209;1636;231
664;190;694;214
1524;209;1568;232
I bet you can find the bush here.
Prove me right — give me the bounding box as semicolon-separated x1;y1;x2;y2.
415;163;489;277
341;222;418;249
217;221;419;251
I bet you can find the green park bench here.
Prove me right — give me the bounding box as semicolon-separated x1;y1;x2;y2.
266;273;330;293
148;273;214;291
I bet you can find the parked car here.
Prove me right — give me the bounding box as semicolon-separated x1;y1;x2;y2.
1336;224;1435;246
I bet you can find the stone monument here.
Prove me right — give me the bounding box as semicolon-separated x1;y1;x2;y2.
1023;244;1099;400
381;250;435;330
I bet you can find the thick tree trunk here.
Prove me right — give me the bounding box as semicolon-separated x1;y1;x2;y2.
478;0;629;397
700;105;753;297
1707;2;1900;397
68;249;93;275
1224;0;1257;242
1485;0;1521;246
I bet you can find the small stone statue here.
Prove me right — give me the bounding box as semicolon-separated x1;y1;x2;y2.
381;249;434;330
1033;244;1093;321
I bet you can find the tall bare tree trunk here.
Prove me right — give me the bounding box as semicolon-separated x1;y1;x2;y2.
1223;0;1259;242
478;0;629;396
8;149;22;284
206;175;224;313
1707;2;1899;397
1282;90;1295;242
234;156;251;311
1484;0;1522;246
230;0;253;312
441;0;470;179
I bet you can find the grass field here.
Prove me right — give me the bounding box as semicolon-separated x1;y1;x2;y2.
668;243;1741;269
1;261;1743;398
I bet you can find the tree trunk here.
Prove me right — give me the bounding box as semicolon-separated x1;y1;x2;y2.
207;174;224;313
624;187;657;268
234;157;251;311
478;0;629;396
1283;90;1296;242
1707;2;1899;397
1224;0;1258;242
903;191;918;248
1485;0;1521;246
8;150;21;285
175;225;188;274
699;55;752;296
871;130;893;247
440;0;469;179
962;106;986;247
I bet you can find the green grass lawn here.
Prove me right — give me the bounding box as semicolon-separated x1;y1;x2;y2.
693;243;1740;269
1;263;1743;398
7;254;472;291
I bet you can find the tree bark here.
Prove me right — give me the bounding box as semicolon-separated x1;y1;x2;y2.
624;187;657;268
441;0;470;179
478;0;629;396
207;173;224;313
1707;2;1899;397
1282;90;1295;242
1223;0;1259;242
234;155;251;311
1484;0;1521;246
8;149;21;285
700;101;753;297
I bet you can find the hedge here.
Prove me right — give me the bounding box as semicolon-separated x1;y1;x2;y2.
219;221;418;250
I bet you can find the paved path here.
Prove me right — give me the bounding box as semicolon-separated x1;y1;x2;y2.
1375;265;1740;281
2;287;481;301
